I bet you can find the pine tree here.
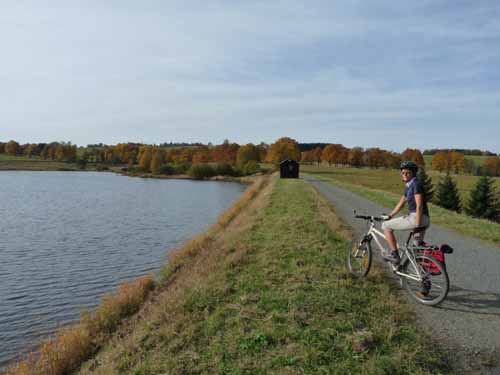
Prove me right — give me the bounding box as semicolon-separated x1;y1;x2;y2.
417;167;434;203
435;174;461;212
465;175;500;222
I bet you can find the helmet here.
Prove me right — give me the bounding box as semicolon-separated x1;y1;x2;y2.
400;160;418;174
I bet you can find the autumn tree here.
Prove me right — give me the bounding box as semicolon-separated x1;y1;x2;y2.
483;156;500;177
236;144;260;166
465;175;500;222
311;147;323;165
300;150;314;164
138;146;153;172
348;147;364;167
435;174;461;212
212;140;239;164
5;140;20;156
265;137;301;165
365;148;385;168
431;151;448;172
401;148;425;168
449;151;465;174
321;144;348;166
192;146;211;164
24;144;38;158
150;148;165;175
257;143;268;162
321;145;335;165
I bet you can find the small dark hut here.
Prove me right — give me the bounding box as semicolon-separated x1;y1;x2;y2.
280;159;299;179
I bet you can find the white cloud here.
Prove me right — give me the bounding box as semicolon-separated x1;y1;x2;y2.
0;1;499;151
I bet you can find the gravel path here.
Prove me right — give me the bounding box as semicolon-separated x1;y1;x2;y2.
305;176;500;375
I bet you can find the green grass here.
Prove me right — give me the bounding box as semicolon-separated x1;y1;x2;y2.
76;178;451;375
301;164;500;202
302;165;500;246
0;159;80;171
0;154;41;161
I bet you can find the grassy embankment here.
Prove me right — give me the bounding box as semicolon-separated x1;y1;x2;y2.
302;165;500;246
0;155;81;171
2;177;267;375
47;177;449;374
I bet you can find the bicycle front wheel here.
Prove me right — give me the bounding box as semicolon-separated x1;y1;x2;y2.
401;255;449;306
346;238;372;277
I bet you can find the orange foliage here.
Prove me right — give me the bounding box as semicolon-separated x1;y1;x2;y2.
265;137;301;165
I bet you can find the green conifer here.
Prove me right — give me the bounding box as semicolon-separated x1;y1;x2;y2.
435;174;461;212
465;175;500;222
417;167;434;203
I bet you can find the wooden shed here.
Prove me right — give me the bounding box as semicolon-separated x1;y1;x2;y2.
280;159;299;179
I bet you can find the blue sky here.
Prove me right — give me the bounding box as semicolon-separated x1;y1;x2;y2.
1;1;499;151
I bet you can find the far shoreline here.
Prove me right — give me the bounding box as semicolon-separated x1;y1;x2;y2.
0;160;260;184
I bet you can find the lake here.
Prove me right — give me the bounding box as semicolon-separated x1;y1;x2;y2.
0;171;246;369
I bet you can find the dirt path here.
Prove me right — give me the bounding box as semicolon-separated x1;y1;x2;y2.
305;175;500;374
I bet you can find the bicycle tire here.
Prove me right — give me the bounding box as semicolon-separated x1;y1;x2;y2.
346;238;372;277
400;254;449;306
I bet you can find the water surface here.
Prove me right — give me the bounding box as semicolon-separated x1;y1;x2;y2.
0;172;245;368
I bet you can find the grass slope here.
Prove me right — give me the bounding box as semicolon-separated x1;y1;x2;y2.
303;167;500;246
0;159;79;171
76;177;450;375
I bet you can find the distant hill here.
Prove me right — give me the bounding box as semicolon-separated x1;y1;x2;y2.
298;143;329;152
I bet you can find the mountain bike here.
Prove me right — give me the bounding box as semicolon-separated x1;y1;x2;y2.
346;213;449;306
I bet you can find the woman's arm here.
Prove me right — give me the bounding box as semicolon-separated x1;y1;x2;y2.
415;193;424;227
389;195;406;217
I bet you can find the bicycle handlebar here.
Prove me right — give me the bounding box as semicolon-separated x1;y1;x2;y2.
354;214;390;222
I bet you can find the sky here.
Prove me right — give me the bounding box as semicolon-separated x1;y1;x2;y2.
1;1;499;152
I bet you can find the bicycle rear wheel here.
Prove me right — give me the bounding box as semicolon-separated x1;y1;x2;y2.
401;255;449;306
346;238;372;277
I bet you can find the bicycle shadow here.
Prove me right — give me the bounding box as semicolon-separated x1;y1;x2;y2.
438;285;500;316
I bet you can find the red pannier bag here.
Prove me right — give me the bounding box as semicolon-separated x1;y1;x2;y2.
420;243;453;275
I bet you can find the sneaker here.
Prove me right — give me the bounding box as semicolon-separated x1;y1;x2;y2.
383;250;401;265
415;291;429;299
415;280;431;298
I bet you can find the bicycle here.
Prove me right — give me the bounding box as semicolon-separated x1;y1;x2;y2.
346;212;449;306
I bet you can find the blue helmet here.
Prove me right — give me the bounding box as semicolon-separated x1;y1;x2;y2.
400;160;418;174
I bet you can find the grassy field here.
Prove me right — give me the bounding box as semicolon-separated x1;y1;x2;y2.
59;177;452;375
302;165;500;246
302;164;500;202
0;154;41;161
0;159;80;171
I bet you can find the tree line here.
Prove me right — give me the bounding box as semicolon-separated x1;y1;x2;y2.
2;138;499;177
423;148;497;156
0;140;77;161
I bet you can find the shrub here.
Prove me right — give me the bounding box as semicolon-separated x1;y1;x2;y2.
173;163;191;175
159;164;175;175
214;163;240;177
189;164;217;179
95;164;109;171
240;160;260;175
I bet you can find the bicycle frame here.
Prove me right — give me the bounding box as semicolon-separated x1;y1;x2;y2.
361;220;424;282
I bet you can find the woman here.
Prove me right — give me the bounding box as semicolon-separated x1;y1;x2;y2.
381;161;430;264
